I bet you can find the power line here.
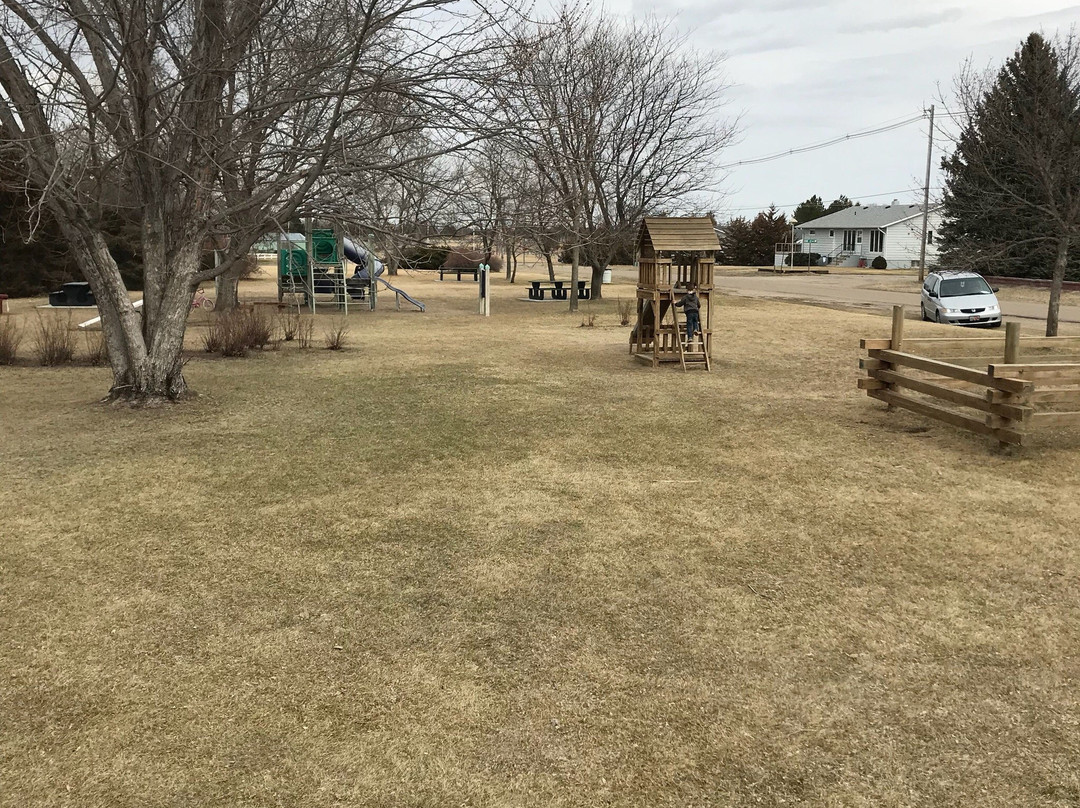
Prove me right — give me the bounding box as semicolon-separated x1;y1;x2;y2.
717;187;942;214
718;112;928;170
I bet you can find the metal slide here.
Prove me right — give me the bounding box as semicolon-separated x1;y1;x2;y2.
375;277;426;312
342;237;425;311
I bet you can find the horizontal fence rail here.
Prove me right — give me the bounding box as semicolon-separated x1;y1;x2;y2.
859;306;1080;449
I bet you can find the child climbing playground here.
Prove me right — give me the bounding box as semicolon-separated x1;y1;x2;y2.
676;283;700;347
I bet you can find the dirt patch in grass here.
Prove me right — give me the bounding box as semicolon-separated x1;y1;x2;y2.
2;266;1080;806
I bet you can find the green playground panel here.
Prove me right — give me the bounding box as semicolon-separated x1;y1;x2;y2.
279;248;309;278
311;229;339;263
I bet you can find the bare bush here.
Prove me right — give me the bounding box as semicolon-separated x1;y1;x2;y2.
580;313;597;328
323;320;350;350
33;312;77;366
243;307;273;350
616;297;633;326
279;310;300;341
83;331;108;365
202;307;275;357
0;317;23;364
297;317;315;349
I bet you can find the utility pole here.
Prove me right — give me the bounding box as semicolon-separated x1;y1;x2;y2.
919;104;936;283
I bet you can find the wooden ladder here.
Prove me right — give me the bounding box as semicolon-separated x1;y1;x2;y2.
672;303;710;372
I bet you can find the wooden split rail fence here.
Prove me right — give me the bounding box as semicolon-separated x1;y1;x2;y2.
859;306;1080;448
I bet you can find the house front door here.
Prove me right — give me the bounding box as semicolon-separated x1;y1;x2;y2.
842;230;856;252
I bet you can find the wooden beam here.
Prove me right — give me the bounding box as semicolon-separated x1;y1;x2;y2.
871;369;995;414
1031;411;1080;428
989;362;1080;377
902;336;1080;349
858;377;887;390
1025;387;1080;405
869;389;1024;445
859;358;886;370
870;350;1033;393
860;338;892;350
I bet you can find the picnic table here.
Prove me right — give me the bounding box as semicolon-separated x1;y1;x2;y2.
528;280;591;300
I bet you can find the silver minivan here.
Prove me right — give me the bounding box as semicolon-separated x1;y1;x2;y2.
921;271;1002;327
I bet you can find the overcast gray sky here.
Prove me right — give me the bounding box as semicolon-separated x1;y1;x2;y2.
603;0;1080;219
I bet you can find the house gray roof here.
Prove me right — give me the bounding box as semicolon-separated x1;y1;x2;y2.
795;203;938;230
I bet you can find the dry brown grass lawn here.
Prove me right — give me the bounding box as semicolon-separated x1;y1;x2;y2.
2;265;1080;806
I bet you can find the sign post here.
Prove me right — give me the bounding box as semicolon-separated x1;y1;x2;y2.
478;263;490;316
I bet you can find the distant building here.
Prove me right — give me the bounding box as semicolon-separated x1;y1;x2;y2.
793;203;942;268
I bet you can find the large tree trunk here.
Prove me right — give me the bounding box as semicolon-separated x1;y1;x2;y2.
58;214;194;402
505;242;513;282
215;273;240;311
544;251;555;282
569;243;580;312
1046;235;1071;336
589;263;606;300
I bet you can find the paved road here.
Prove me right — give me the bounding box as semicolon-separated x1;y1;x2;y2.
713;272;1080;324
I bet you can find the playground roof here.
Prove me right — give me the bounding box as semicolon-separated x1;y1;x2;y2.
640;217;720;252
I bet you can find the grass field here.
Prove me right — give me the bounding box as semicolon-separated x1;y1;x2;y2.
3;266;1080;806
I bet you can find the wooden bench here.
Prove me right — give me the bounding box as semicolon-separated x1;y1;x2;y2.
439;267;479;281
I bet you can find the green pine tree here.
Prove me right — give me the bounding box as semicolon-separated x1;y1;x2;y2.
940;32;1080;334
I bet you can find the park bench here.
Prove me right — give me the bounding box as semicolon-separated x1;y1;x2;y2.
439;266;479;281
530;280;590;300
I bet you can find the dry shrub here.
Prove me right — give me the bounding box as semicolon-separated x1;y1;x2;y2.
580;313;597;328
202;320;224;354
0;316;23;364
242;306;273;349
442;249;503;273
616;297;634;327
297;316;314;349
323;319;349;350
33;311;77;366
83;331;108;366
203;307;272;357
279;310;300;341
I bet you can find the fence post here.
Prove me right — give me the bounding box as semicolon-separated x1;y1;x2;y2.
1004;321;1020;365
891;305;905;351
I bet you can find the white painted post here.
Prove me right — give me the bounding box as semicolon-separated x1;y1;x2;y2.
479;263;490;316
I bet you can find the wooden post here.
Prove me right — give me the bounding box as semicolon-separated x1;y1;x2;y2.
890;305;905;351
1004;321;1020;365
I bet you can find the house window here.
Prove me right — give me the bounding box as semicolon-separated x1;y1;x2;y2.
927;230;934;244
869;230;884;252
829;230;834;237
856;231;862;243
809;230;816;235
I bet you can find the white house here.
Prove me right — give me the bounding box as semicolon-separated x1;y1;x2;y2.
792;203;942;268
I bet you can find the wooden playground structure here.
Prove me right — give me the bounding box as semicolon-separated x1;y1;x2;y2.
630;217;719;371
859;306;1080;449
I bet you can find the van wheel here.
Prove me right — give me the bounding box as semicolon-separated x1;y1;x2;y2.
921;306;929;321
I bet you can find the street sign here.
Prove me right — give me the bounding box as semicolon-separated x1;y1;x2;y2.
805;239;817;244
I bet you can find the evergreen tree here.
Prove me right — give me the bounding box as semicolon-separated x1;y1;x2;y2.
793;195;826;224
719;205;789;266
940;32;1080;335
826;195;856;214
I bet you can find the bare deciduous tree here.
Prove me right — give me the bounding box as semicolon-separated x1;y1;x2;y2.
497;8;736;306
0;0;500;401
